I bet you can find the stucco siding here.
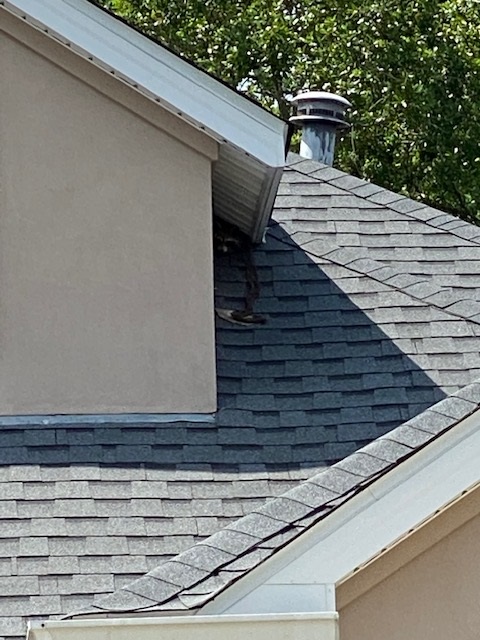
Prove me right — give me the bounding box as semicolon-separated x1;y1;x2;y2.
0;23;217;414
339;499;480;640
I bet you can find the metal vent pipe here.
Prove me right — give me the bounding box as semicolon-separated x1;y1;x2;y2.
289;91;351;166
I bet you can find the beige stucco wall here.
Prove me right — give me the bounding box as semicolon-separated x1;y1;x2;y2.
338;487;480;640
0;15;218;414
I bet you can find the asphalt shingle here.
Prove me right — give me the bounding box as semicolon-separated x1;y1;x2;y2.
4;154;480;635
75;378;480;617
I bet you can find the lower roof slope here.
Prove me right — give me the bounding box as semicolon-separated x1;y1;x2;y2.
0;423;303;639
3;155;480;635
72;380;480;617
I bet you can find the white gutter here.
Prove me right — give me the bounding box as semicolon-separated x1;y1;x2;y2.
27;612;338;640
205;406;480;615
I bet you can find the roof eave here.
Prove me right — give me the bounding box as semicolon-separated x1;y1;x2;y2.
213;153;285;242
3;0;286;161
3;0;288;240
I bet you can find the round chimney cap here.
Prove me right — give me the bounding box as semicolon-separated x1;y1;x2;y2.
290;91;352;108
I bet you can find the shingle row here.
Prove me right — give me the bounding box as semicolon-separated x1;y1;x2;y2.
0;434;306;638
282;156;480;299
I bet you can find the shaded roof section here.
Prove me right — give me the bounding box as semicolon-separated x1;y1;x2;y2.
215;233;478;464
1;0;288;241
69;381;480;617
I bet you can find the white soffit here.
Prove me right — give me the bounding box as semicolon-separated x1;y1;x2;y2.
2;0;288;241
205;407;480;615
213;147;282;239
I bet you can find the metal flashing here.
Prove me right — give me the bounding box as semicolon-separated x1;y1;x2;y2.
0;413;215;427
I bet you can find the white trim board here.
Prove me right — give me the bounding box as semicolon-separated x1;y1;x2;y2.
203;408;480;615
28;612;339;640
2;0;287;167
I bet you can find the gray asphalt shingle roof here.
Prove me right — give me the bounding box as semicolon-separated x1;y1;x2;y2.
3;155;480;636
67;380;480;618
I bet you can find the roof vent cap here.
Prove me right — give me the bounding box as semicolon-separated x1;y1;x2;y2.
290;91;351;166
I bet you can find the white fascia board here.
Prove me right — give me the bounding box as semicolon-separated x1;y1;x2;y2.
3;0;287;168
27;612;338;640
205;407;480;615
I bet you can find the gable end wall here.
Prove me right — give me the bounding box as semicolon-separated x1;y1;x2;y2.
0;15;218;414
338;485;480;640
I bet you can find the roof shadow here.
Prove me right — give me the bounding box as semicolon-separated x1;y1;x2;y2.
0;224;445;473
214;222;446;467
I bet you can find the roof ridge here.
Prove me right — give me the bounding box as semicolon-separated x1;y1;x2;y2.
286;155;480;247
67;380;480;618
271;221;480;326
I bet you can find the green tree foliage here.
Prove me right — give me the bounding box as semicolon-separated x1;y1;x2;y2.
100;0;480;221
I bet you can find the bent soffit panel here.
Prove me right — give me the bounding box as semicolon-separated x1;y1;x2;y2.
1;0;289;241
